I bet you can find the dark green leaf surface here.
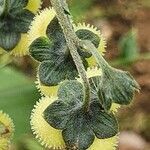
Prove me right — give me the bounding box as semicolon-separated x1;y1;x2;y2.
39;59;78;86
46;17;65;42
14;9;34;33
0;31;21;51
29;37;53;62
57;80;84;102
0;0;34;51
9;0;28;12
44;81;118;149
0;0;5;16
44;81;84;129
76;29;100;48
44;100;74;129
99;68;140;105
89;101;118;139
62;111;95;150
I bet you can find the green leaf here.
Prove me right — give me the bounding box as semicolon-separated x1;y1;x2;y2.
38;59;78;86
0;20;4;29
44;100;75;129
13;9;34;33
44;81;95;149
0;0;33;52
76;29;101;58
0;67;40;141
30;17;103;86
98;69;140;105
9;0;28;12
89;101;118;139
46;17;65;42
78;46;92;58
29;37;53;62
44;81;84;129
44;80;118;149
0;31;21;51
76;29;100;48
57;80;84;102
62;111;95;150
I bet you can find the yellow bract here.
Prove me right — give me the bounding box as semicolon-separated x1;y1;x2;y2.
37;83;58;97
77;67;102;82
30;96;118;150
0;111;14;139
0;111;14;150
28;8;56;46
30;97;66;149
36;76;59;97
0;138;10;150
88;136;118;150
28;8;57;96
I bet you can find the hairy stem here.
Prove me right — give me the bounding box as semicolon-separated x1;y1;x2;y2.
50;0;91;111
80;40;111;70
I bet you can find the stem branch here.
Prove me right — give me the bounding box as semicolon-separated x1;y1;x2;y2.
51;0;91;111
80;40;111;70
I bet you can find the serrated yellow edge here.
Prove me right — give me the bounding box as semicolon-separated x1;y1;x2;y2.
0;0;42;56
28;7;56;46
30;96;118;150
28;7;57;97
0;111;14;139
36;74;59;97
0;138;10;150
88;135;119;150
0;111;14;150
30;96;66;149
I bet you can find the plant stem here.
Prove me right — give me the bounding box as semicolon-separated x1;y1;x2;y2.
50;0;91;111
80;40;111;70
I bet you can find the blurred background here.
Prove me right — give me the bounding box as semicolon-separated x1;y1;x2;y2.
0;0;150;149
